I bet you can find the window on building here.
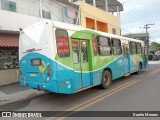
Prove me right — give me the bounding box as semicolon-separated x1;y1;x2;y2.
112;38;122;55
137;42;142;54
55;29;70;57
112;28;116;35
130;41;137;54
2;0;16;12
97;36;111;56
42;10;51;19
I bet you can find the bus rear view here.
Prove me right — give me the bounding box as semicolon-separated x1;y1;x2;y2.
19;21;58;92
19;20;147;95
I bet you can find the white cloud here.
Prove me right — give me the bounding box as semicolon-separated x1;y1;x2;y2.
120;0;160;42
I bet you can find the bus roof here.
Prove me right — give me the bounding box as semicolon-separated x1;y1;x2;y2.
22;20;144;44
52;20;144;43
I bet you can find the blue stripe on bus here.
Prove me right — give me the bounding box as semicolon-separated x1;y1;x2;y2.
19;52;144;94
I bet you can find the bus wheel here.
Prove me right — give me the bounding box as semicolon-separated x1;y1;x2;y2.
101;70;112;89
137;63;142;74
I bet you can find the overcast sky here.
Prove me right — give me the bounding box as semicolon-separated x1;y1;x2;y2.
119;0;160;43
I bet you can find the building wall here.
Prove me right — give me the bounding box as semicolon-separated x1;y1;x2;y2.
0;68;20;86
0;9;47;31
0;0;40;17
0;0;78;31
0;0;120;34
80;1;121;35
40;0;78;23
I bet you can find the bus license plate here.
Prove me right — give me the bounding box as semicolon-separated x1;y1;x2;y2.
30;73;36;76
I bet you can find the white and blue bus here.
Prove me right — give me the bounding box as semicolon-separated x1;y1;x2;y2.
19;21;148;94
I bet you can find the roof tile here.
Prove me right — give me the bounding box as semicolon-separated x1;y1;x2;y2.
0;34;19;47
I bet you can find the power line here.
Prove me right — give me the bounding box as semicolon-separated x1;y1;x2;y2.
121;1;160;36
121;1;156;34
42;1;125;33
121;3;147;27
41;1;64;22
150;36;160;39
41;0;132;35
127;1;149;24
148;23;160;36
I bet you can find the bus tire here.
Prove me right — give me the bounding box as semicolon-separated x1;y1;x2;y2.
136;63;142;74
100;70;112;89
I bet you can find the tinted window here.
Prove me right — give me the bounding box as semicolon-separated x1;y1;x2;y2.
98;37;110;46
137;43;142;54
97;36;111;56
112;38;122;55
130;42;137;54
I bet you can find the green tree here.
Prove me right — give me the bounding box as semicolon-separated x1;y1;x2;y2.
149;42;160;52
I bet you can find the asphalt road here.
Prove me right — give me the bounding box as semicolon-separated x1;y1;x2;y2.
1;61;160;120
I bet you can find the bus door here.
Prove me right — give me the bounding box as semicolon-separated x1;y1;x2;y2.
123;44;130;74
72;39;91;90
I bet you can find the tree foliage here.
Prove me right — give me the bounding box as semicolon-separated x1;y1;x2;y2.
149;42;160;52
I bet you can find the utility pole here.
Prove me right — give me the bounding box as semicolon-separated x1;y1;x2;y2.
143;23;155;67
143;23;155;55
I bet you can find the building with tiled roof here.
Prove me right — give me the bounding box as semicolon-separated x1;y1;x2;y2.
0;31;19;48
0;30;19;70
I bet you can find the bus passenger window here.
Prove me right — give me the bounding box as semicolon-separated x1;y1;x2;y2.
137;43;142;54
72;41;79;64
130;42;137;54
92;35;97;55
97;36;111;56
81;42;88;62
125;47;128;57
123;45;128;58
55;29;70;57
112;38;122;55
144;46;148;55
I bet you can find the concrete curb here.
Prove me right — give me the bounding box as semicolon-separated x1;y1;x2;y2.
0;89;48;107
